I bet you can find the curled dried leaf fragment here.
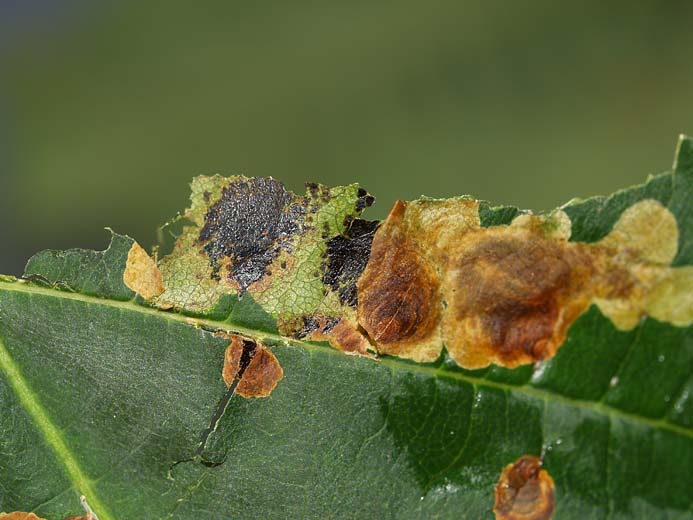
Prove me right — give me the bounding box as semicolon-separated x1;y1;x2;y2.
494;455;555;520
123;242;164;299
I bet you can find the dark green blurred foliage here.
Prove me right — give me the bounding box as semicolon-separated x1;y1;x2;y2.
2;0;693;274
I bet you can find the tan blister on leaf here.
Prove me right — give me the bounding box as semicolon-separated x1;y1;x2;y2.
358;198;691;369
644;266;693;326
441;222;587;368
494;455;555;520
123;242;164;299
599;198;678;264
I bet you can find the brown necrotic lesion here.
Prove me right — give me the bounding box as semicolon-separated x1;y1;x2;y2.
357;198;692;369
222;336;284;398
494;455;555;520
356;201;444;362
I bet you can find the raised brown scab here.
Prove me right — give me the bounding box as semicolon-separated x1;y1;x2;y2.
357;201;443;362
494;455;555;520
358;198;689;369
222;337;283;398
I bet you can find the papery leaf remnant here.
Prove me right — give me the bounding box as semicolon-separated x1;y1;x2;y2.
148;176;375;354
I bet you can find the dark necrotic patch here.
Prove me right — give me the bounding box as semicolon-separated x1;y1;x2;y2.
199;177;306;292
293;315;341;339
324;219;379;306
306;182;320;198
239;339;258;373
356;187;376;211
293;315;321;339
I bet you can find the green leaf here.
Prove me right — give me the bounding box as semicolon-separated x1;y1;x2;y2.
1;137;692;519
23;230;136;301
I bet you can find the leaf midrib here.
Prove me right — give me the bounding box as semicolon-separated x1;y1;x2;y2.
0;279;689;441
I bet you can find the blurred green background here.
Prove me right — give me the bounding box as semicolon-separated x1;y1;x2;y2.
1;1;692;275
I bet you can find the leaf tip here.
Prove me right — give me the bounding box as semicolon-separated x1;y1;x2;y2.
673;133;693;177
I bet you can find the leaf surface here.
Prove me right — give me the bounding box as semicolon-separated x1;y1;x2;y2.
1;138;692;519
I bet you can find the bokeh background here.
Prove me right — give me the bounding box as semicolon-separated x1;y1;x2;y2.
2;1;693;275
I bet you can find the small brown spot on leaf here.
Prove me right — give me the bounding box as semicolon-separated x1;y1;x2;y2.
123;242;164;299
494;455;555;520
223;337;283;398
